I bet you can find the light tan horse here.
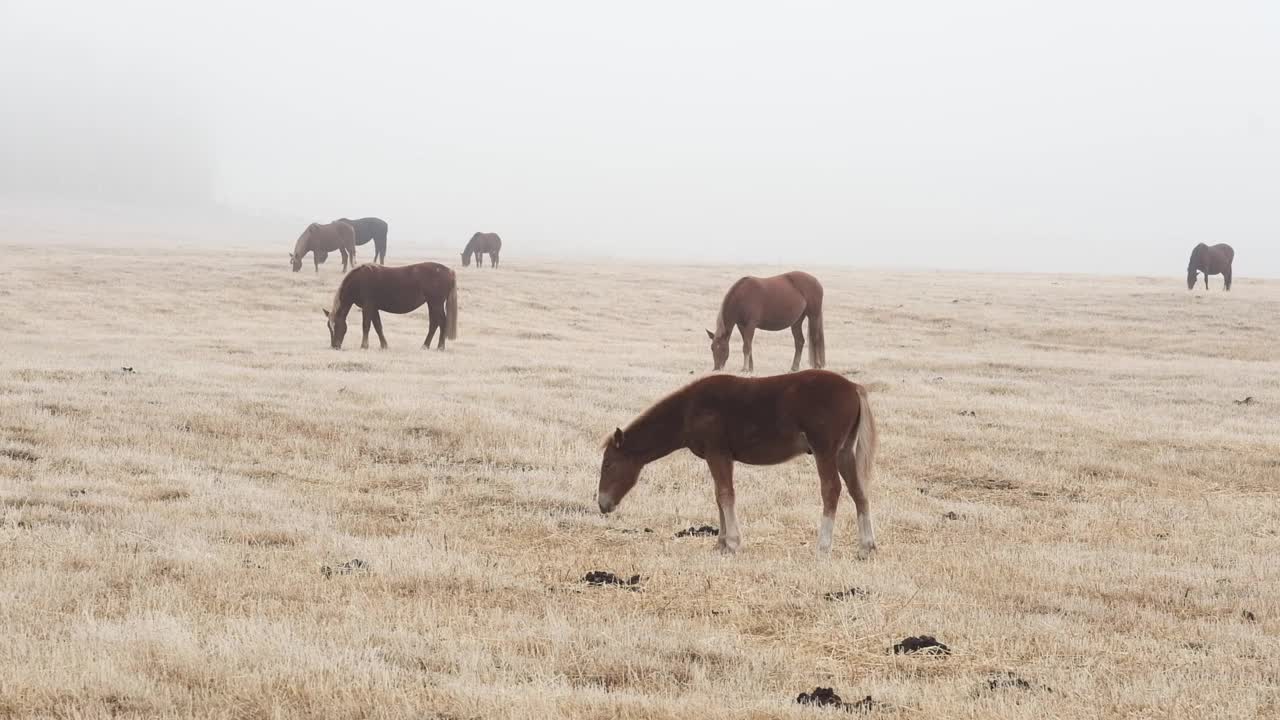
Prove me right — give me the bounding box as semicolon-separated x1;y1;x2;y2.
290;221;357;273
707;271;825;372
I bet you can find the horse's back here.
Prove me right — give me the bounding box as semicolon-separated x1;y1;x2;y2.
688;371;861;451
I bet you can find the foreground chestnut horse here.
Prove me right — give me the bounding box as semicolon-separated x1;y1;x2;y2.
322;263;458;350
1187;243;1234;290
597;370;877;556
339;217;389;264
461;232;502;267
707;271;825;372
290;221;357;273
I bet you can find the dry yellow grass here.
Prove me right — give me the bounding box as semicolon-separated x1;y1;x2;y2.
2;241;1278;719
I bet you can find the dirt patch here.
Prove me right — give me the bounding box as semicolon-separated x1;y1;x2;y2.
1234;396;1256;405
1242;610;1258;623
824;587;869;601
1;448;39;463
891;635;951;655
321;558;370;578
674;525;719;538
795;687;879;712
582;571;640;589
983;672;1050;693
942;511;962;521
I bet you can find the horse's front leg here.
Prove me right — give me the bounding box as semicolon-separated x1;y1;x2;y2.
313;253;320;273
739;326;755;373
707;454;740;553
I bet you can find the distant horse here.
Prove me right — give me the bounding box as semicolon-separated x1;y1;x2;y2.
707;271;825;372
339;217;389;264
290;221;357;273
322;262;458;350
597;370;878;556
1187;243;1234;290
461;232;502;267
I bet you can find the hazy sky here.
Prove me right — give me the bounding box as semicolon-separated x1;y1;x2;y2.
2;1;1277;274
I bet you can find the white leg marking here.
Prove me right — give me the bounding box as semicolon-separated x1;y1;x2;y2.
857;511;876;554
817;514;835;556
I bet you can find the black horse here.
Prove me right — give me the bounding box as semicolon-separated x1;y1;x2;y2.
1187;243;1234;291
339;217;389;264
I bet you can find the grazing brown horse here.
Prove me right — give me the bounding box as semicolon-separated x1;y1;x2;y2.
597;370;877;556
339;217;389;264
290;221;357;273
322;262;458;350
461;232;502;267
1187;243;1234;290
707;271;825;372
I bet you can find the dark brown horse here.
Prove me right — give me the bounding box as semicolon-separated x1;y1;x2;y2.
322;263;458;350
291;221;356;273
1187;243;1234;290
339;217;389;264
707;271;825;372
597;370;877;556
461;232;502;267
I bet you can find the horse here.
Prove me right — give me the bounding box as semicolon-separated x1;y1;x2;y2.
290;221;357;273
339;217;389;264
597;370;877;556
707;271;825;372
1187;243;1235;290
322;262;458;350
461;232;502;267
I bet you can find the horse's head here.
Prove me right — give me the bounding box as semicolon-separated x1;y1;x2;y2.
706;329;729;370
289;253;302;272
1187;268;1200;290
597;428;642;514
461;251;471;267
322;308;347;349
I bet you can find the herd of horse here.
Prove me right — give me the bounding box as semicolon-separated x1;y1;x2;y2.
289;221;1239;556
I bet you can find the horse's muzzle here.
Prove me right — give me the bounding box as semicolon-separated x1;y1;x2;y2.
597;495;617;514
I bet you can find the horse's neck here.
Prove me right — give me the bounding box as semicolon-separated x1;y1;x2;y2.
626;395;688;464
294;231;311;256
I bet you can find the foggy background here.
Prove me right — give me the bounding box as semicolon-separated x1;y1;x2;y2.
2;1;1276;274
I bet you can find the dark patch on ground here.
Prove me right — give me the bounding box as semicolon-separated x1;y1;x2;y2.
1242;610;1258;623
582;571;640;589
795;687;879;712
958;410;977;417
1;448;39;463
985;672;1040;692
675;525;719;538
824;587;869;601
942;511;962;520
120;367;134;373
1234;396;1255;405
891;635;951;655
321;558;370;579
68;488;87;497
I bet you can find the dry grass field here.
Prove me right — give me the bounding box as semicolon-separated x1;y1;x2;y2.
2;239;1278;719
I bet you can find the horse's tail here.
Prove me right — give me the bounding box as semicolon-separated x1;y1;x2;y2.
446;279;459;340
852;384;877;497
808;309;825;368
375;224;387;263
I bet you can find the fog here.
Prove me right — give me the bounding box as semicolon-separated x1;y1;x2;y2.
2;1;1277;274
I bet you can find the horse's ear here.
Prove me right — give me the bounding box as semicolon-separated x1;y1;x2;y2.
705;329;715;341
322;308;330;317
612;428;625;449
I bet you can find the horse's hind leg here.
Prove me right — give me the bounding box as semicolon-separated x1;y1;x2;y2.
837;442;875;556
790;320;805;372
814;451;843;557
1224;267;1232;291
371;310;388;349
423;302;442;349
432;303;447;349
